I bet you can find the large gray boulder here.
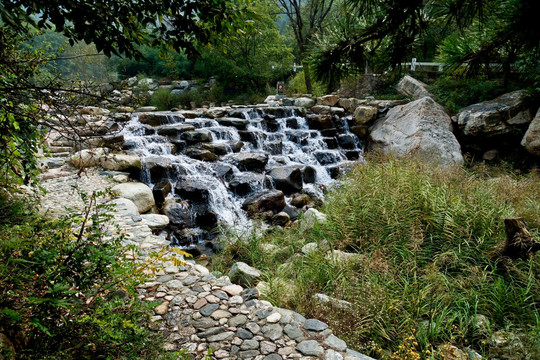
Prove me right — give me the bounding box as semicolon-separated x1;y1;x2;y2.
111;182;155;213
396;75;432;99
456;90;534;137
100;153;142;172
228;152;269;172
242;189;286;215
521;108;540;157
369;97;464;166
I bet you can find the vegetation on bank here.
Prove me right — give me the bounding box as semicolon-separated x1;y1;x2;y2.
0;190;181;359
213;157;540;359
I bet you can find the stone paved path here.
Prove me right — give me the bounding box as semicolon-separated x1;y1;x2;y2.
38;168;376;360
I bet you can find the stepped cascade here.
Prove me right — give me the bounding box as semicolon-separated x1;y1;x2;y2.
118;105;364;253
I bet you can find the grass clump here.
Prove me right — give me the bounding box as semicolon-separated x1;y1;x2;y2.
0;190;181;360
213;157;540;359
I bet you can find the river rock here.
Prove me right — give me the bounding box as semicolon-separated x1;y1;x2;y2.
175;178;213;202
100;153;142;172
317;95;339;107
456;90;534;137
186;147;218;162
111;182;155;213
145;156;172;182
229;173;267;196
206;107;229;119
140;214;169;230
216;117;250;130
267;166;303;194
228;152;269;172
156;123;195;136
369;96;464;166
70;148;108;168
300;208;328;231
353;105;378;125
521;107;540;156
152;179;171;209
295;97;315;108
183;129;214;143
297;340;324;356
242;190;286;215
229;262;262;286
306;114;333;129
139;112;169;126
396;75;432;99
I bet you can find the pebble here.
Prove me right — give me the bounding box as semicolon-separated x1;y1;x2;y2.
38;167;377;360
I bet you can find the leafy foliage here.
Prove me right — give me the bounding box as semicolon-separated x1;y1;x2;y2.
0;190;179;359
214;157;540;359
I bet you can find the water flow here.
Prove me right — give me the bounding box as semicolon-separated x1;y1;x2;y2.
119;107;363;249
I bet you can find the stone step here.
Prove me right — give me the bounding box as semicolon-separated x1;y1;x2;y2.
49;146;73;153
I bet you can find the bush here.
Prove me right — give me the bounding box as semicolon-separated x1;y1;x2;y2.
287;71;326;97
213;157;540;359
149;88;184;111
0;190;178;359
429;77;505;113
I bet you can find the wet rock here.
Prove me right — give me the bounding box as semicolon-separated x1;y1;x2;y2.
229;173;266;196
302;166;317;183
201;143;230;156
306;114;333;129
138;112;172;126
243;190;286;216
281;204;299;221
145;156;172;182
156;123;195;136
183;129;214;143
350;125;369;138
186;147;218;162
267;166;303;194
229;262;262;286
228;152;269;172
196;211;218;230
175;179;213;202
337;134;356;149
216;117;250;130
212;163;235;182
152;180;171;209
272;212;290;226
162;199;193;227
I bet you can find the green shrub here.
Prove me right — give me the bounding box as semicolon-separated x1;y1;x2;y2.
150;88;183;110
287;71;326;97
429;77;505;113
213;157;540;359
0;190;178;359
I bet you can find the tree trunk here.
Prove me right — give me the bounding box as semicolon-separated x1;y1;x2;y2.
495;218;540;260
303;59;313;94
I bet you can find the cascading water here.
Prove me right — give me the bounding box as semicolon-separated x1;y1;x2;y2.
119;106;363;254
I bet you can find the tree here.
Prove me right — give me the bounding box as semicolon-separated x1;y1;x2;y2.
196;0;294;92
0;0;240;188
275;0;336;94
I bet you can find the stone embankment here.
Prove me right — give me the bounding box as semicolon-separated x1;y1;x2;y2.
38;168;375;360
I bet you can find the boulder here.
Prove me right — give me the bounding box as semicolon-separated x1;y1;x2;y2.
306;114;333;130
295;97;315;108
111;182;155;213
317;95;339;107
183;129;214;143
145;156;172;182
267;166;303;194
456;90;534;137
242;190;286;215
369;97;464;167
179;110;204;119
272;211;291;226
300;208;328;231
175;179;213;202
228;262;261;286
156;123;196;136
100;153;142;172
70;148;108;168
228;152;269;172
162;199;193;227
229;173;267;196
152;179;172;209
201;143;230;156
140;214;170;230
138;112;171;126
338;98;362;113
311;105;331;114
186;147;218;162
206;107;229;119
521;108;540;156
216;117;250;130
80;106;110;116
353;105;378;125
109;198;139;217
396;75;432;99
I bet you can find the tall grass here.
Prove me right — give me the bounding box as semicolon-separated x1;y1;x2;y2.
213;157;540;359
